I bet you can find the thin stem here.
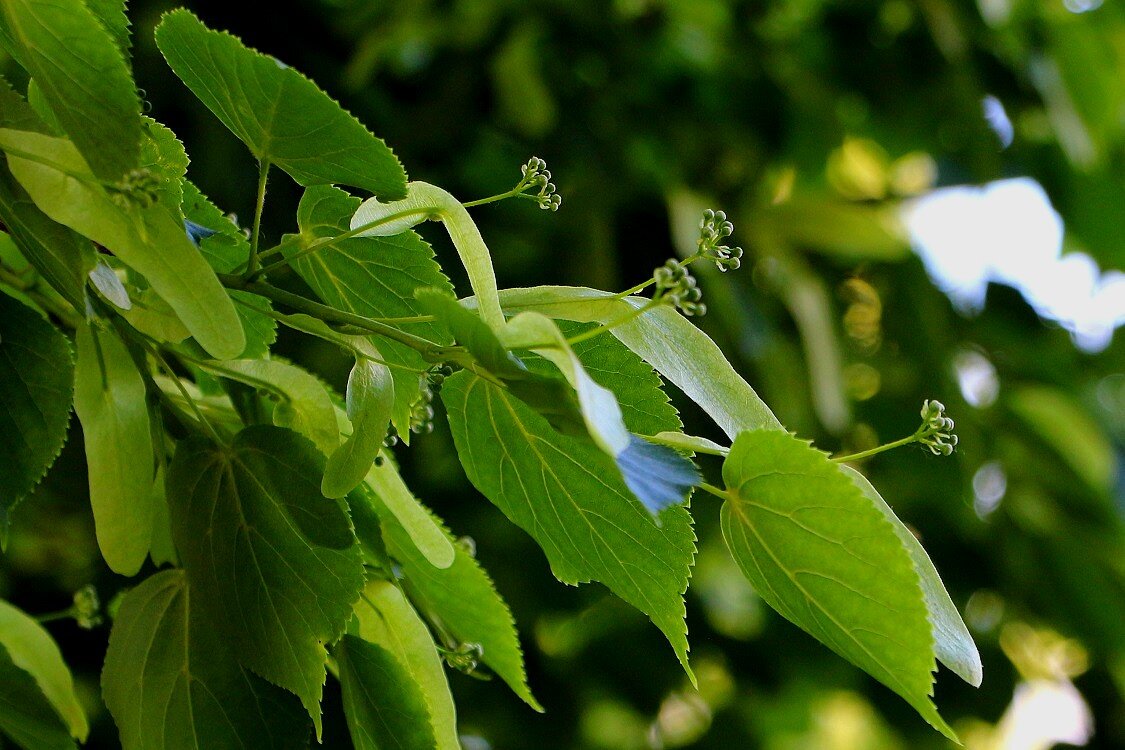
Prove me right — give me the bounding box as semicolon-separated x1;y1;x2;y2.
832;433;919;463
248;207;432;281
610;253;704;300
219;274;460;360
698;482;729;500
566;298;662;345
35;608;76;624
246;160;270;276
147;345;225;444
462;188;523;208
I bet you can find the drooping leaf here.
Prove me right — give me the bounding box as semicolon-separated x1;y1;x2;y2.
351;182;503;327
102;569;310;750
377;501;539;709
0;0;141;180
323;358;394;498
73;323;154;576
165;426;366;736
0;129;244;359
490;286;783;439
288;185;454;434
0;599;88;743
720;430;955;739
842;466;982;687
181;180;277;358
351;580;460;750
208;358;339;457
0;293;74;536
154;10;406;198
356;460;455;570
336;636;437;750
0;83;94;310
0;644;74;750
443;371;697;676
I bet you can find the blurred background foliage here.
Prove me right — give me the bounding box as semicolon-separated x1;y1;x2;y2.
2;0;1123;748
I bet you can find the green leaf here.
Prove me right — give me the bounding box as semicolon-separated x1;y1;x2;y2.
119;287;190;344
491;286;783;439
377;501;539;710
208;358;339;457
83;0;131;64
0;0;141;181
0;644;74;750
181;180;277;358
0;599;88;743
0;293;73;534
352;182;503;327
336;636;437;750
73;323;154;576
165;426;366;736
288;185;454;434
720;430;954;739
102;569;311;750
842;466;982;687
154;10;406;198
323;358;394;498
358;460;455;570
443;371;697;677
0;129;245;359
351;580;460;750
0;80;94;309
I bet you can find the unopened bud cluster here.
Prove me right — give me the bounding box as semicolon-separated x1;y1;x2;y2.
73;585;103;630
520;156;561;211
108;168;161;209
410;385;436;435
918;399;958;456
444;641;484;674
654;259;706;317
698;209;743;272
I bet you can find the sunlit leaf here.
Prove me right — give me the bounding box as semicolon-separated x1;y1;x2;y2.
358;459;454;570
336;636;437;750
154;10;406;198
323;357;394;498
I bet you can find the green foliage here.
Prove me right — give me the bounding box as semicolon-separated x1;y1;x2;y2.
154;9;406;198
0;3;1036;745
0;293;72;540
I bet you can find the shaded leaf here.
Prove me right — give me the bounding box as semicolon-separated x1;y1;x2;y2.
336;636;436;750
73;323;154;576
0;0;141;180
0;293;73;534
351;580;460;750
102;569;310;750
155;10;406;198
0;644;74;750
165;426;366;736
720;430;954;739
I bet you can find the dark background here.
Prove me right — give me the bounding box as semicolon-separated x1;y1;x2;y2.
2;1;1123;748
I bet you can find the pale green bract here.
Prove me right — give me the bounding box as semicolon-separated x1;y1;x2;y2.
322;357;394;498
362;459;455;570
720;429;957;740
73;323;154;577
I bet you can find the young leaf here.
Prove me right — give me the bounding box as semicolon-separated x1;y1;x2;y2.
0;0;141;181
443;372;697;677
720;430;955;739
842;466;982;687
154;10;406;198
377;501;540;710
323;358;394;498
165;426;366;736
358;460;455;570
0;599;88;743
209;358;339;457
73;323;154;576
288;185;454;434
351;581;460;750
102;569;311;749
0;294;74;536
351;182;503;328
492;286;783;438
0;129;244;359
335;636;437;750
0;644;75;750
